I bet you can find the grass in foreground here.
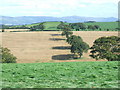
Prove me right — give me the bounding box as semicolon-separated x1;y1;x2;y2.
2;61;118;88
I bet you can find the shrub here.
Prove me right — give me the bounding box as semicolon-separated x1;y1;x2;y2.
0;47;17;63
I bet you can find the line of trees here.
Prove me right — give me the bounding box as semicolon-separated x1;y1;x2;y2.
57;22;101;31
59;23;120;61
60;23;89;59
0;25;30;29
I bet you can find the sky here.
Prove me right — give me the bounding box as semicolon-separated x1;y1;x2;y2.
0;0;119;18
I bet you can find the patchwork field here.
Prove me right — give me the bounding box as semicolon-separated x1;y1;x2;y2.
1;31;118;63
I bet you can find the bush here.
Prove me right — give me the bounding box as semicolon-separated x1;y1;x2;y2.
90;36;120;61
0;47;17;63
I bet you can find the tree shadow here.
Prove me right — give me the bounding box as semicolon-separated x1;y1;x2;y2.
52;46;71;50
52;54;74;60
50;34;61;36
49;38;66;41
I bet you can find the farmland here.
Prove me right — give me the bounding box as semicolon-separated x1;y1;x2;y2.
2;31;118;63
84;22;118;30
26;21;118;31
1;22;119;88
2;61;118;88
4;21;118;31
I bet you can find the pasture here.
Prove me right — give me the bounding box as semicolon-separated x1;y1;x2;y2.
2;61;118;88
1;31;118;63
6;21;118;31
84;22;118;30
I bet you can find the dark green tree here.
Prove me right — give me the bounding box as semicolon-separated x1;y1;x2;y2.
30;23;45;31
39;23;45;30
70;23;86;31
67;35;89;58
57;22;65;29
88;25;96;30
78;23;86;30
90;36;120;61
61;25;73;38
94;25;100;29
71;39;89;58
67;35;83;45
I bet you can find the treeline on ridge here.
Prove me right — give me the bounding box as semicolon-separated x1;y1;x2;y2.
1;21;119;31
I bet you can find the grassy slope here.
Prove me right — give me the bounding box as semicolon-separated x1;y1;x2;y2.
2;61;118;88
26;22;61;30
30;22;118;30
84;22;118;30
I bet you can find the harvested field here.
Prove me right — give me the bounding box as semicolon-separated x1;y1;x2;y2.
3;29;30;32
1;31;118;63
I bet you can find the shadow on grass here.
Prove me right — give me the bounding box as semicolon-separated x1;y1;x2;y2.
52;54;74;60
49;38;66;41
52;46;71;50
50;34;61;36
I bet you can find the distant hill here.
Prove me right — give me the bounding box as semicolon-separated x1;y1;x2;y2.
0;16;117;25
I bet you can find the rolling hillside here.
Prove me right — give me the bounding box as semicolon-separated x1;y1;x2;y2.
84;22;118;30
26;21;62;30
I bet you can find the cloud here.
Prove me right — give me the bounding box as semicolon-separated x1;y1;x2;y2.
0;0;119;17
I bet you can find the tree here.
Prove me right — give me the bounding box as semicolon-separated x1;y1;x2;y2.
61;24;89;59
71;39;89;58
94;25;100;29
0;47;17;63
88;25;96;30
39;23;45;30
115;28;120;31
57;22;65;29
30;23;45;31
61;25;73;38
30;27;35;31
67;35;89;58
90;36;120;61
78;23;86;30
69;23;86;31
67;35;83;45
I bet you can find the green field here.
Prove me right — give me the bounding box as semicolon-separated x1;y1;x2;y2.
26;21;62;30
84;22;118;30
2;61;118;88
28;21;118;31
9;21;118;31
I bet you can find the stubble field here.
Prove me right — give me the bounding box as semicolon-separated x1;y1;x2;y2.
1;31;118;63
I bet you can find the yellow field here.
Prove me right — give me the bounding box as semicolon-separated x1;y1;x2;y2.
1;31;118;63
